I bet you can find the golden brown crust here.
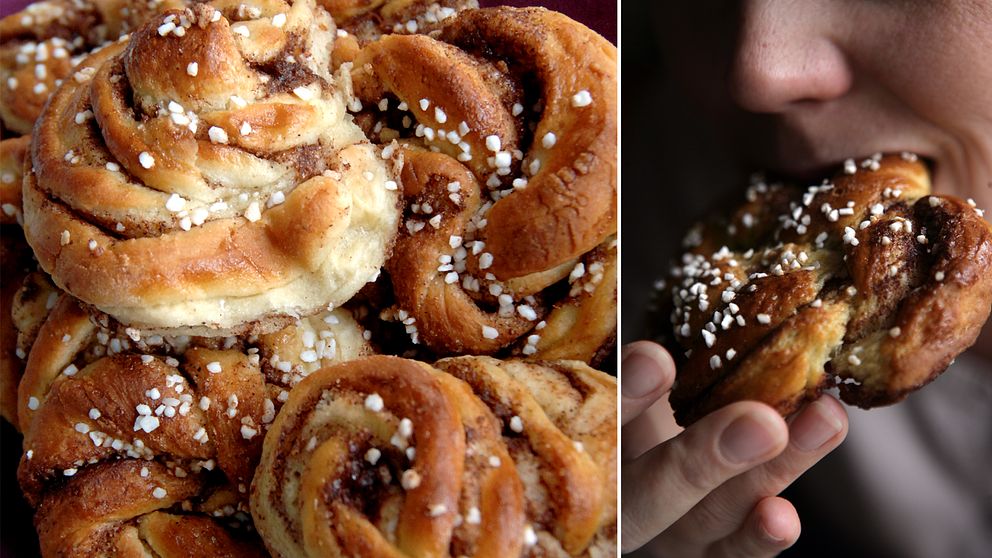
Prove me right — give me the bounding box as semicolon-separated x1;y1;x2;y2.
498;359;618;557
690;300;850;421
437;8;617;279
17;341;270;504
251;355;616;557
354;7;616;278
385;147;536;354
525;238;617;365
350;7;616;361
18;346;271;555
22;0;400;336
251;355;469;557
32;459;268;557
434;356;617;557
138;511;269;558
658;155;992;425
429;368;526;558
15;293;92;432
836;193;992;404
12;273;372;556
34;460;204;557
0;0;186;134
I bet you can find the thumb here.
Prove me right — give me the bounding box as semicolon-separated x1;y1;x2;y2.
621;341;676;425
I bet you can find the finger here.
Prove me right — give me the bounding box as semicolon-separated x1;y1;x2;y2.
658;395;847;550
707;496;801;558
622;394;683;460
621;341;676;425
621;401;788;552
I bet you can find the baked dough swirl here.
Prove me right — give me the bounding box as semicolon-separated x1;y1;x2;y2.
657;154;992;425
21;0;401;336
1;0;187;134
250;355;616;557
15;282;371;555
17;301;274;556
349;7;617;358
434;356;617;557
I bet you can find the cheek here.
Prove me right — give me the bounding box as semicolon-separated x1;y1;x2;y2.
851;7;992;209
913;48;992;208
933;146;992;216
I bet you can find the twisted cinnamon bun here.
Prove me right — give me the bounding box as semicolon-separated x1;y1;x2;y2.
21;0;401;336
346;7;617;361
250;355;616;557
1;0;186;134
655;154;992;425
15;279;371;555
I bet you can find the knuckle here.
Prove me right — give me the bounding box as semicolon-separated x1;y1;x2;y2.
619;509;650;553
669;433;725;494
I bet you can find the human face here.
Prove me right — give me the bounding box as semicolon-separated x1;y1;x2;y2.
659;0;992;355
725;0;992;211
658;0;992;210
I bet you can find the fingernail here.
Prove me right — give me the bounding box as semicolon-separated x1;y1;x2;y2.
759;521;786;543
720;415;778;464
621;349;666;398
791;398;843;452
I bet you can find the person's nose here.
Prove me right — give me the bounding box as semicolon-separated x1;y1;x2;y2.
729;0;852;113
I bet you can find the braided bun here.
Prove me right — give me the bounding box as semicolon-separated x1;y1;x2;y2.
17;301;274;555
22;0;401;336
0;0;186;134
250;355;616;557
657;154;992;425
348;7;617;359
15;278;372;555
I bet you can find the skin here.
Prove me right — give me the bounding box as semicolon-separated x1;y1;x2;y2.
624;0;992;555
621;343;847;556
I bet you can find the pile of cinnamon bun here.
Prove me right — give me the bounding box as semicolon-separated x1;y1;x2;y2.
0;0;617;555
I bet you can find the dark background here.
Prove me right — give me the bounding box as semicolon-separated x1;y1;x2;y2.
620;3;747;344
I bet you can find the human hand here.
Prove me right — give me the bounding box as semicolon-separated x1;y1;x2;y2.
621;341;849;556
